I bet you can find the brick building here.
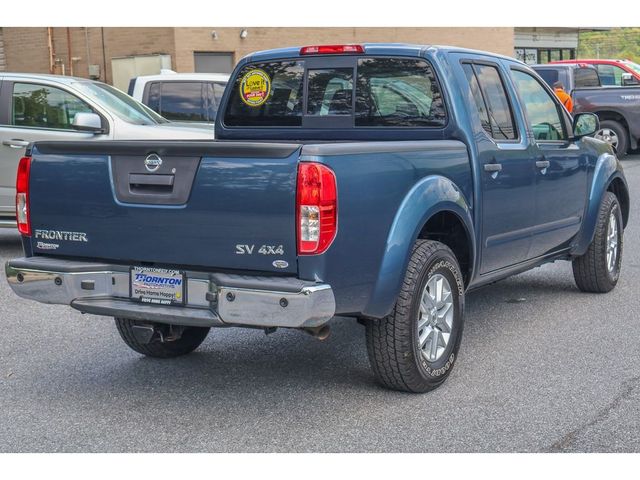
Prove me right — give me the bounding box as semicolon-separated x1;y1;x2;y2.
0;27;515;90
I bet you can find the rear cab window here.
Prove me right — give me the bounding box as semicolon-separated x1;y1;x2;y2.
222;55;447;129
224;61;304;126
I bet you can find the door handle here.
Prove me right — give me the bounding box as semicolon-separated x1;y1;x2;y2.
484;163;502;172
2;139;29;149
536;160;550;169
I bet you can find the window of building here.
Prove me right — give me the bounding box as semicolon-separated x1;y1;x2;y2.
11;83;93;129
511;69;566;141
515;48;575;65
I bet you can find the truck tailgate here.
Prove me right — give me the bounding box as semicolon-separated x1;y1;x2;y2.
28;141;301;274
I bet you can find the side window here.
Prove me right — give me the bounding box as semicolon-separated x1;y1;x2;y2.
468;64;517;140
355;58;446;127
12;83;93;130
574;68;600;88
306;68;353;116
511;70;566;141
596;64;626;86
462;63;492;137
204;82;227;121
535;68;559;88
146;82;161;113
157;82;207;122
212;82;226;105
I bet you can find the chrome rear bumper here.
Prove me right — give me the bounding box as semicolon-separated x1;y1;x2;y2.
5;257;335;329
0;217;17;228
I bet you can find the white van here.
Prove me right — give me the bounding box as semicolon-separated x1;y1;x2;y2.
128;71;230;124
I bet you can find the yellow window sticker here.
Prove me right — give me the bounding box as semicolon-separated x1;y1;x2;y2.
239;69;271;107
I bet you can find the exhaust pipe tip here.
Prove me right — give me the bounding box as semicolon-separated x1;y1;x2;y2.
303;325;330;341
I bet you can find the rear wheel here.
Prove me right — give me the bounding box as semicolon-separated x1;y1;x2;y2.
595;120;629;156
572;191;623;293
115;318;210;358
365;240;465;393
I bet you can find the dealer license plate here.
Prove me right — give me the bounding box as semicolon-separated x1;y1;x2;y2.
130;267;185;306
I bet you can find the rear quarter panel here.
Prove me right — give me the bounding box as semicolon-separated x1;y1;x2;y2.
297;140;472;317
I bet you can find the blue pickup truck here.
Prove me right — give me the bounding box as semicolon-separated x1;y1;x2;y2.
5;44;630;393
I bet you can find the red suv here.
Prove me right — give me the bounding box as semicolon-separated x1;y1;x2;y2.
551;59;640;86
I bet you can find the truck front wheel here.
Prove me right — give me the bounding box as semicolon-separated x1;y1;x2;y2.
572;191;623;293
365;240;465;393
595;120;629;156
115;318;210;358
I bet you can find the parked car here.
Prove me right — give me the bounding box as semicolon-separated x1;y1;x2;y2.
533;63;640;154
0;73;215;228
6;44;629;393
551;59;640;86
128;71;230;124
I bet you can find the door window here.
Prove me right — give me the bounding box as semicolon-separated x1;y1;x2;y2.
466;64;517;140
12;83;93;129
511;70;566;141
573;68;600;88
596;64;626;86
462;64;492;137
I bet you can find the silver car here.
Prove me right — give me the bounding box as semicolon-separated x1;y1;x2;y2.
0;73;214;227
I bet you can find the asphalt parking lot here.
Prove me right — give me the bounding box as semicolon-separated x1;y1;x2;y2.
1;155;639;453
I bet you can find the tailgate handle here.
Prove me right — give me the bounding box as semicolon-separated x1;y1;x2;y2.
128;173;175;195
129;174;175;187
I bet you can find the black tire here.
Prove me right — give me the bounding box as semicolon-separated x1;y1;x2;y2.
572;191;623;293
597;120;629;156
365;240;465;393
115;318;210;358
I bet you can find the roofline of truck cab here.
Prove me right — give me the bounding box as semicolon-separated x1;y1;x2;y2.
238;43;527;66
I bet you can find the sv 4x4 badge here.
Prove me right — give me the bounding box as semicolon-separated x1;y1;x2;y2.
235;244;285;255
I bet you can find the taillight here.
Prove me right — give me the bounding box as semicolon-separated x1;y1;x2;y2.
296;163;337;255
16;156;31;236
300;44;364;55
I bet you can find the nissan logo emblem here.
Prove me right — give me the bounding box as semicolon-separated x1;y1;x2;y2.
144;153;162;172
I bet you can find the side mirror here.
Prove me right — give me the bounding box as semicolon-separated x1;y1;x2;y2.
72;112;104;133
573;112;599;138
621;73;639;86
